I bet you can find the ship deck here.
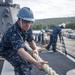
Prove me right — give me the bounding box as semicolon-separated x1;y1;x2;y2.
31;51;75;75
0;51;75;75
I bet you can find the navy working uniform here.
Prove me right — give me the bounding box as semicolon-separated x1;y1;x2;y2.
41;33;44;44
41;31;45;45
46;26;62;52
0;22;34;75
38;33;41;43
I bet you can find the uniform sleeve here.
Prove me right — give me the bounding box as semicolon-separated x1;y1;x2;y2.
58;28;62;37
26;29;34;42
10;32;25;52
59;29;62;35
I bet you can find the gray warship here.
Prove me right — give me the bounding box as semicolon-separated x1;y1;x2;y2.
0;0;20;40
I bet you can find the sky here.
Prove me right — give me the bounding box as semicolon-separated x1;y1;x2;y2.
13;0;75;19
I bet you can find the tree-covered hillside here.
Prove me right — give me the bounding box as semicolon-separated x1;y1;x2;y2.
31;17;75;30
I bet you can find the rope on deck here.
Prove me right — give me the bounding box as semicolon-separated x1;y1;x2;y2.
25;43;59;75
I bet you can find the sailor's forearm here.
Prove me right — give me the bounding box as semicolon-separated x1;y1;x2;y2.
17;48;37;65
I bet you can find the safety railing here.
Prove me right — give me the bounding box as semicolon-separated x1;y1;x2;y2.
57;37;75;58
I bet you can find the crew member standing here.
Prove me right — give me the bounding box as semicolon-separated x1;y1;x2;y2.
46;23;66;52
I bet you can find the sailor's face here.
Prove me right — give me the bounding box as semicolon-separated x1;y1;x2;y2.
20;19;31;31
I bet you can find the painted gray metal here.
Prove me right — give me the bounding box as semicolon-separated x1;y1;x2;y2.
0;0;20;39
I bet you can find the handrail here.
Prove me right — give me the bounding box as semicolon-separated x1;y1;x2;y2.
57;37;75;57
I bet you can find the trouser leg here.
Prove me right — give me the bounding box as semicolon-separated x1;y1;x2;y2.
52;42;56;52
52;38;57;52
46;35;53;50
46;41;51;50
16;64;31;75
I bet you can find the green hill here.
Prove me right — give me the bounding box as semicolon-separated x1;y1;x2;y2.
33;17;75;26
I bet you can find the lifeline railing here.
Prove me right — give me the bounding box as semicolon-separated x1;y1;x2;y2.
57;36;75;58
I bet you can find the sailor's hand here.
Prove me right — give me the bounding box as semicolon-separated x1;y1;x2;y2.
35;60;48;70
33;49;39;55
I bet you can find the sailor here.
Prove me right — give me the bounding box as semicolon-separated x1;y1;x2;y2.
41;29;45;45
46;23;66;52
0;7;48;75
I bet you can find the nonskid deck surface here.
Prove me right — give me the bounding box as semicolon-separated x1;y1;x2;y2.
0;51;75;75
31;51;75;75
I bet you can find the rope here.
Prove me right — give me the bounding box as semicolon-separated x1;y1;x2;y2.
25;43;59;75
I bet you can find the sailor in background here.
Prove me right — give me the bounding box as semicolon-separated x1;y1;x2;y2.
46;23;66;52
41;30;45;45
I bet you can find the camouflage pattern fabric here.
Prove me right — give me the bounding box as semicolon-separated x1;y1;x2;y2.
1;22;34;75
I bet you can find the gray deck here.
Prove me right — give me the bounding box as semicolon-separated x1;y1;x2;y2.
0;51;75;75
31;51;75;75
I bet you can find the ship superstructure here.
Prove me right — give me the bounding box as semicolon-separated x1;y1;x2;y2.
0;0;20;38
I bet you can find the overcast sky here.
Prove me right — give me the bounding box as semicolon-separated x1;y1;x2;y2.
13;0;75;19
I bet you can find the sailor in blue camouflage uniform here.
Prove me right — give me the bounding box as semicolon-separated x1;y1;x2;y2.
0;7;48;75
46;23;66;52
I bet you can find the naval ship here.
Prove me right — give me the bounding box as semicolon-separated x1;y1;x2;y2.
0;0;20;39
0;0;75;75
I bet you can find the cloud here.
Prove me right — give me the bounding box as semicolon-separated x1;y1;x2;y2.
13;0;75;19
